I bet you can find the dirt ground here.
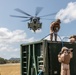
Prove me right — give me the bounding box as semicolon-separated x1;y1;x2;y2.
0;63;20;75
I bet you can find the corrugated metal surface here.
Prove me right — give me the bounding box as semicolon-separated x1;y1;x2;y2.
21;40;76;75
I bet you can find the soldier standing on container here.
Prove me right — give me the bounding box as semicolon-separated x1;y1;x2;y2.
58;47;73;75
50;19;61;41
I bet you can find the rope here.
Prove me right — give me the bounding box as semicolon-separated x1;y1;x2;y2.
41;33;64;47
41;34;50;40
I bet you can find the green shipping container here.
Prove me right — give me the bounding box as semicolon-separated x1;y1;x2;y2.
20;40;76;75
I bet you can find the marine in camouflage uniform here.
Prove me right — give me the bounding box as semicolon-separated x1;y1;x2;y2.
50;19;61;41
58;47;73;75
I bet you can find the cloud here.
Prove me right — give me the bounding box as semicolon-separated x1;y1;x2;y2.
0;44;19;52
31;29;42;33
0;42;20;59
0;27;35;58
55;2;76;23
0;27;35;43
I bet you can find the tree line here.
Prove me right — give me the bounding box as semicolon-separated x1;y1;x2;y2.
0;57;20;64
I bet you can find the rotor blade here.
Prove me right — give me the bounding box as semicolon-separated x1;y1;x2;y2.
40;18;55;20
39;12;57;17
15;8;32;16
10;15;30;18
35;7;43;16
21;19;30;22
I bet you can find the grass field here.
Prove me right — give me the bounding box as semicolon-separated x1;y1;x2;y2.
0;63;20;75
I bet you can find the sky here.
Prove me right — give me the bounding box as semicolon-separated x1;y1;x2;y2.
0;0;76;59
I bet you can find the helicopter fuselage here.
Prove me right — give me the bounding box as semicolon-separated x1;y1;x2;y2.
28;17;42;32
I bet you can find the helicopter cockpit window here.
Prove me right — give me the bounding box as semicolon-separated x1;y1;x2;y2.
33;19;37;24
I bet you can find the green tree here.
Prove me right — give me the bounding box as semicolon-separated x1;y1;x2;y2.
0;57;7;64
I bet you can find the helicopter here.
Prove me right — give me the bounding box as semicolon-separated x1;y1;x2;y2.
10;7;56;32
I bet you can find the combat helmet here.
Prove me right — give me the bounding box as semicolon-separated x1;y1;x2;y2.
61;46;73;53
56;19;61;23
61;47;68;52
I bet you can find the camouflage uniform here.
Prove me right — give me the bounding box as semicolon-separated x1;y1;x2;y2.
58;47;73;75
50;19;61;41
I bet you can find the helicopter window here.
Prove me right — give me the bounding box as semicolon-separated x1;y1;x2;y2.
33;19;37;24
